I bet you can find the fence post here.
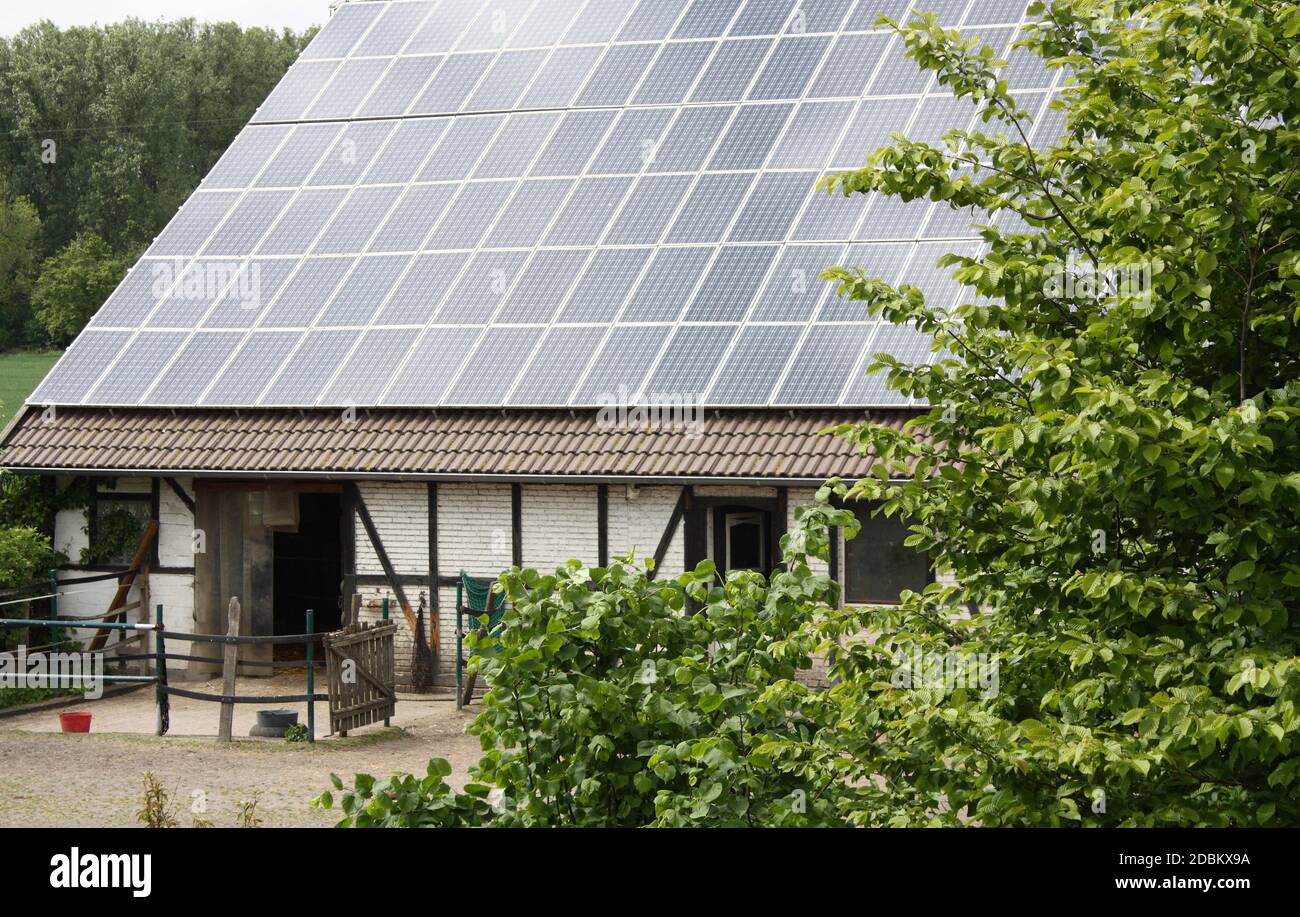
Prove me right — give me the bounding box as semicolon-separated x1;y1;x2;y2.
154;604;169;737
217;597;240;743
306;608;315;743
48;568;58;621
381;598;391;726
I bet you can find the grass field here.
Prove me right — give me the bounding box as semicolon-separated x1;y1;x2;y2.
0;351;61;428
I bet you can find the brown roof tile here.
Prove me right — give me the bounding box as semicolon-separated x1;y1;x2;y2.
0;408;923;481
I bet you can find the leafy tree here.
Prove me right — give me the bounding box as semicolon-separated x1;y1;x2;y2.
797;0;1300;826
0;526;54;590
32;233;125;345
0;176;42;349
0;19;313;260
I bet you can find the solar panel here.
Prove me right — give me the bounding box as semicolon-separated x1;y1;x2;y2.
42;0;1030;411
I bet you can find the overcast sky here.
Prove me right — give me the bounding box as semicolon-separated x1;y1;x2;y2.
0;0;331;37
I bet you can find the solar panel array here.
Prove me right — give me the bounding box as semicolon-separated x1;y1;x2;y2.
32;0;1057;410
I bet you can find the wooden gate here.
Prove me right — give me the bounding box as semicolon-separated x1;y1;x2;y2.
324;622;397;736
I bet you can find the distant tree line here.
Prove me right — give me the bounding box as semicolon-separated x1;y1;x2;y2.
0;18;315;351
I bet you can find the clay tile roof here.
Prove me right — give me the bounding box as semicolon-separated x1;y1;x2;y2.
0;407;925;481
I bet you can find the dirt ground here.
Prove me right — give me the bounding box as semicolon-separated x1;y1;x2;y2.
0;675;483;827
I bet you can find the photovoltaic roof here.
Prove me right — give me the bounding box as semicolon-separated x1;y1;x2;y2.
31;0;1057;411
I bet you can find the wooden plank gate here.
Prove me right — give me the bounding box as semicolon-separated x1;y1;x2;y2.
324;622;397;736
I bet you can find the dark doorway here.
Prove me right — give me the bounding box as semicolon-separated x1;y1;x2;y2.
273;493;343;644
712;505;772;577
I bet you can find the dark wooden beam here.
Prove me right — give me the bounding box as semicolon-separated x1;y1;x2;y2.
163;476;196;514
346;482;418;634
149;478;161;570
597;484;609;568
88;520;158;652
426;482;441;664
511;483;523;568
340;482;356;612
356;573;428;587
648;486;690;581
193;480;343;494
828;522;841;609
772;487;788;573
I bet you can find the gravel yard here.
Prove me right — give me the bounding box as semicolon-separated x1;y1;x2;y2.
0;676;483;827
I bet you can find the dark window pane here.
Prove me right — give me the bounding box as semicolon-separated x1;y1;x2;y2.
843;507;930;603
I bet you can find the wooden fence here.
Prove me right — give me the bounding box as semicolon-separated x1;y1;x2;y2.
324;622;397;737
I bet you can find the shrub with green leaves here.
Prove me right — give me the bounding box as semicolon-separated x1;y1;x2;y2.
316;519;858;828
791;0;1300;826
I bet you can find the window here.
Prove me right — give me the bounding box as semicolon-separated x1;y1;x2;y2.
710;505;773;577
84;488;151;566
842;506;930;605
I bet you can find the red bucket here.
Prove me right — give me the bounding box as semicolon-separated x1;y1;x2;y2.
59;711;92;733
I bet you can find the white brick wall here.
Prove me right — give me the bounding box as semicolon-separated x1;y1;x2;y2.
355;481;428;576
436;483;513;577
522;484;598;571
51;476;197;642
157;476;195;568
607;484;683;575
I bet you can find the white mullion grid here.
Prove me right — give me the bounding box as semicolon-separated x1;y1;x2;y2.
907;34;1064;402
312;3;402;119
516;123;689;402
761;0;918;253
342;55;406;121
619;0;743;112
828;0;980;406
482;0;641;116
755;30;916;405
904;9;1020;243
379;110;555;406
496;2;748;403
613;11;803;404
698;4;883;407
461;139;648;403
138;115;385;403
686;24;850;406
892;7;1027;406
371;110;548;403
374;106;627;405
594;106;756;403
231;122;405;405
80;119;307;405
188;132;366;406
577;0;701;109
538;107;759;403
319;111;570;406
443;0;543;116
500;0;604;107
393;0;492;118
829;238;926;406
286;8;388;125
307;187;464;405
381;0;444;58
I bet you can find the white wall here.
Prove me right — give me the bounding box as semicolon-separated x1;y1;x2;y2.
50;476;197;648
50;477;828;681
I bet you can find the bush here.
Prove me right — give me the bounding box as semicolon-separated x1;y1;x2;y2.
32;233;125;346
0;526;55;590
315;507;861;828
